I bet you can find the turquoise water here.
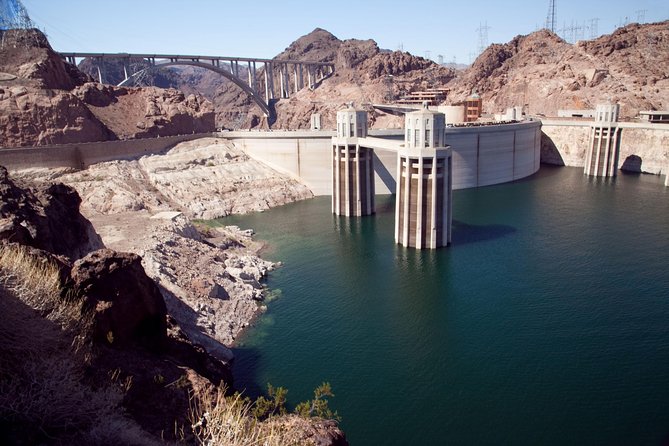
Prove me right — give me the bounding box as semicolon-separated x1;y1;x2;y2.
220;166;669;445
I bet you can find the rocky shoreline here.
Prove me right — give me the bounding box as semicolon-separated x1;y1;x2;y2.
13;136;313;359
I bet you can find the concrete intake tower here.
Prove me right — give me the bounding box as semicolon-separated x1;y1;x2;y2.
331;103;453;249
331;105;375;216
395;104;453;249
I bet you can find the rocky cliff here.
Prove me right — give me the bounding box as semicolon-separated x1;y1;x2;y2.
0;167;232;443
70;22;668;130
0;28;215;147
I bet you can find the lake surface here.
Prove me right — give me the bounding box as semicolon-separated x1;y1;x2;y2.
219;166;669;445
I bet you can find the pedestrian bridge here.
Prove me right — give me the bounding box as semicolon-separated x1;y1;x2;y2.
59;52;335;118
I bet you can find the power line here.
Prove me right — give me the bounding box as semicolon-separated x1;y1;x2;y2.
0;0;34;30
545;0;557;33
589;18;599;39
476;22;490;55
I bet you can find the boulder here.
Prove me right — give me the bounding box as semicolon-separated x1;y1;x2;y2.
70;249;167;348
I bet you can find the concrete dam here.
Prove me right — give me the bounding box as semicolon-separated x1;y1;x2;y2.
226;118;542;196
229;105;542;249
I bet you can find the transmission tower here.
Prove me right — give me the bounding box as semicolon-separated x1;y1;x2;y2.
589;18;600;39
437;54;444;65
476;22;490;55
635;9;647;23
545;0;557;32
0;0;34;30
574;22;585;42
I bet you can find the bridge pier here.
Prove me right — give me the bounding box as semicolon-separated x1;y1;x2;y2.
332;105;375;216
585;103;621;177
395;104;452;249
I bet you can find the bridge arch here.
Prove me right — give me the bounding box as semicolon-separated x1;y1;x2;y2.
118;60;271;117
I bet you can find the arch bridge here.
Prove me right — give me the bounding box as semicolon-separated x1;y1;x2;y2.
59;52;335;118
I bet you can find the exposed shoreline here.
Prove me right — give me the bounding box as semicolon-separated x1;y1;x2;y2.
12;137;313;363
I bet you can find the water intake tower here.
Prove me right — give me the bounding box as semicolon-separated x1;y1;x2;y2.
331;104;375;216
395;104;453;249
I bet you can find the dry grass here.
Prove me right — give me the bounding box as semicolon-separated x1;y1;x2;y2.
190;387;295;446
0;243;159;445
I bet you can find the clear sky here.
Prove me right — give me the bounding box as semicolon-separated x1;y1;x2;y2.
21;0;669;64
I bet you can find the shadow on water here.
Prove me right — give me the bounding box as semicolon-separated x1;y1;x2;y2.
451;219;516;245
231;346;265;398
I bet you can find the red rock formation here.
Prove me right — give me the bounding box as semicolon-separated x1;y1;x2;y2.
211;28;455;130
0;28;215;147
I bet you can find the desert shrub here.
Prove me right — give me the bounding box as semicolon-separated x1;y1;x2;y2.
189;382;340;446
294;382;339;421
190;387;287;446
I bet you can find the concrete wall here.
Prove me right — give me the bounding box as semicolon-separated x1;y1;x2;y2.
225;121;542;195
446;121;541;189
541;119;669;175
0;133;211;171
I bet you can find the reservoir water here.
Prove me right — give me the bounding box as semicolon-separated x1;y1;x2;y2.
219;166;669;445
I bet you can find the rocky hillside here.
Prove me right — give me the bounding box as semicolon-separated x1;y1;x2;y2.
0;166;231;443
60;22;669;131
0;165;346;445
447;20;669;118
203;22;669;128
213;28;456;129
0;28;215;147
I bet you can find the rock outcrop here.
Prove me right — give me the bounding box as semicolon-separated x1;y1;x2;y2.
0;166;103;260
53;137;313;219
186;23;669;128
0;28;215;147
70;249;167;347
0;168;236;443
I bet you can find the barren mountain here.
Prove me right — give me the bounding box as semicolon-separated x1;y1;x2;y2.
211;22;668;128
447;21;669;118
213;28;456;129
0;28;215;147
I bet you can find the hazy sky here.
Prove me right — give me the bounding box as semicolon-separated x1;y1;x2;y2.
21;0;669;64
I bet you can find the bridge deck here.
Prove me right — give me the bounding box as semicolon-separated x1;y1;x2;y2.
58;52;334;66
